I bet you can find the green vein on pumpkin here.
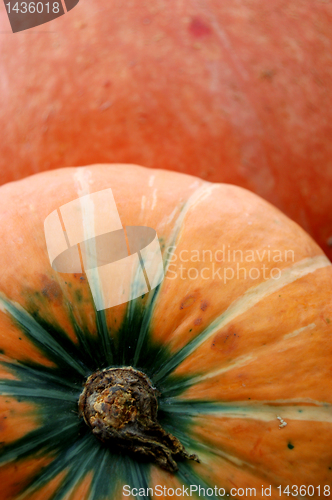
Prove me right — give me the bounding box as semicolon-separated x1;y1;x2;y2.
88;448;114;500
0;414;80;466
0;379;80;402
112;296;142;366
48;439;99;500
19;433;97;500
113;296;171;378
0;294;86;376
66;303;113;372
27;308;92;377
87;450;150;500
160;415;202;455
22;291;94;376
159;399;236;416
177;462;220;500
95;307;114;366
155;372;197;397
152;334;203;383
0;359;80;391
124;458;152;500
132;284;162;367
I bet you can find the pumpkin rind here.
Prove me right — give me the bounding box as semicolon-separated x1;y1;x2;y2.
0;164;331;500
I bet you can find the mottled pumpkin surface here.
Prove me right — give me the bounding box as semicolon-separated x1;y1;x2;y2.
0;164;331;499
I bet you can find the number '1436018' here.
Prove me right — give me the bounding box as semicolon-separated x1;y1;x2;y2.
277;485;330;496
5;2;60;14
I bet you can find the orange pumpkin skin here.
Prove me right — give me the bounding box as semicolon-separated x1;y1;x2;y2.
0;164;331;499
0;1;332;259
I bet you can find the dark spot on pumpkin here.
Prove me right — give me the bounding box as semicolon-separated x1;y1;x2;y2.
40;275;63;304
288;442;294;450
180;295;196;309
260;69;276;80
75;290;83;302
189;17;212;37
212;325;239;353
73;273;84;280
194;318;202;326
0;349;4;354
200;300;208;311
80;276;86;281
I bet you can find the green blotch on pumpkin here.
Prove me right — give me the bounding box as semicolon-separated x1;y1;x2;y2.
326;318;330;323
75;290;83;302
288;442;294;450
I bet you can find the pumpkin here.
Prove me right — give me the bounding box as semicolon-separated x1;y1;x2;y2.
0;164;331;500
1;1;332;259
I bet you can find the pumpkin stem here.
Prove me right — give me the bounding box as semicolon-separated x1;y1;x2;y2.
78;367;199;472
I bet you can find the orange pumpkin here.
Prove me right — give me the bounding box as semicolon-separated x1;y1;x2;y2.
0;1;332;259
0;164;331;499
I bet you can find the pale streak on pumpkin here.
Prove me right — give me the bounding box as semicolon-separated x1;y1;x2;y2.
140;194;146;212
198;442;250;468
173;255;330;358
163;181;217;268
139;181;217;319
151;188;158;210
148;174;155;187
74;168;149;309
74;168;105;309
183;323;317;386
183;354;256;389
191;402;332;424
282;323;316;340
136;181;219;340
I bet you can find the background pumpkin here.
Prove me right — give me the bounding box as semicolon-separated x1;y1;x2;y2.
0;164;331;499
0;0;332;258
